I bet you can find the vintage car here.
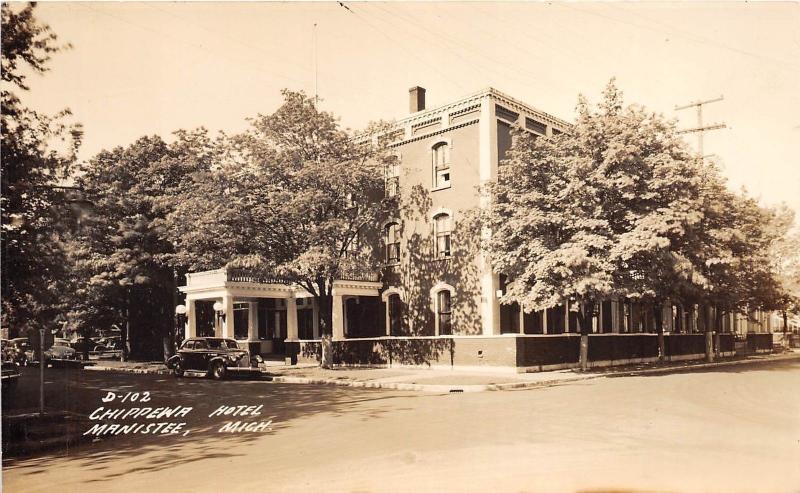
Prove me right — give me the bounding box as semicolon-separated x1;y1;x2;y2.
4;338;31;366
45;338;78;363
70;337;106;359
1;358;21;391
165;337;264;379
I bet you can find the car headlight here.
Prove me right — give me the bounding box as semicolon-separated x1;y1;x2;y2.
254;355;264;363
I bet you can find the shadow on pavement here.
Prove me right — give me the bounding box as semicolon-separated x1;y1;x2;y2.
2;367;420;484
606;358;800;378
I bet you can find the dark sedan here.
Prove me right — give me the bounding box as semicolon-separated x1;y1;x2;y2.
165;337;263;379
1;358;20;392
3;338;31;366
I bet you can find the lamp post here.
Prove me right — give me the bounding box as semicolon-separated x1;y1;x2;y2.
175;304;187;349
213;301;225;336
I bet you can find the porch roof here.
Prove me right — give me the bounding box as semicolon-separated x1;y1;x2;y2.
179;267;382;300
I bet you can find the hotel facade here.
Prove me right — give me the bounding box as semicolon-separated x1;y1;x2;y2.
179;87;776;371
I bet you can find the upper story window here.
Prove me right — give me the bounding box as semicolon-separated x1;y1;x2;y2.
344;231;359;258
385;156;400;198
432;142;450;189
433;213;452;259
384;222;400;264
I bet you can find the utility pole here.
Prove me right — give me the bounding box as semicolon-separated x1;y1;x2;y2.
313;23;318;107
675;96;726;159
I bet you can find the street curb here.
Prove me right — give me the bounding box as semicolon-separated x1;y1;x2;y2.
265;374;602;393
265;352;800;392
81;352;800;392
606;351;800;378
83;365;172;376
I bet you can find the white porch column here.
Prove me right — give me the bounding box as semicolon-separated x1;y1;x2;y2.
542;309;548;335
332;292;345;341
312;298;320;339
611;300;620;333
285;294;299;342
248;301;258;341
386;299;392;336
214;298;222;338
185;299;197;340
222;295;234;339
663;303;673;332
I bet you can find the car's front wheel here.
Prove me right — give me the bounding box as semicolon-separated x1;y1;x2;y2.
209;361;226;380
173;359;184;378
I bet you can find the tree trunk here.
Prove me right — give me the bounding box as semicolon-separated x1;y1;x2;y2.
313;280;335;369
577;302;593;371
162;334;174;362
714;306;723;358
121;288;130;362
704;305;714;363
653;302;665;361
783;310;788;333
318;293;333;337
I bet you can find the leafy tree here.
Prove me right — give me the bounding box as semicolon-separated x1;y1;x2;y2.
484;94;617;370
160;90;393;335
768;207;800;330
1;2;82;337
71;130;218;359
572;82;710;359
483;79;794;368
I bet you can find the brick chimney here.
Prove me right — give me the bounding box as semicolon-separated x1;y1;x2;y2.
409;86;426;113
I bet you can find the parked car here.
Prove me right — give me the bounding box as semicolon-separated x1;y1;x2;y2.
1;357;20;392
45;338;77;362
97;336;123;350
4;338;31;366
93;336;123;359
70;337;104;359
165;337;263;380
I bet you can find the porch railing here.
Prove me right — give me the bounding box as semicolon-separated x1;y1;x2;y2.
335;265;381;282
227;266;380;284
226;268;294;285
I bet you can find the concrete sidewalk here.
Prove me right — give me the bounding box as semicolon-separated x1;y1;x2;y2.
83;350;800;392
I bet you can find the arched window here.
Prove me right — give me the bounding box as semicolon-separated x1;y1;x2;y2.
382;287;405;337
435;289;453;335
432;142;450;188
384;222;400;264
387;293;403;336
433;213;452;259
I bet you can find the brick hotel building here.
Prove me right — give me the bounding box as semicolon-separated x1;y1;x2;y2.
179;87;776;371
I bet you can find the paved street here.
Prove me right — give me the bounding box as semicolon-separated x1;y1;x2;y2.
3;359;800;493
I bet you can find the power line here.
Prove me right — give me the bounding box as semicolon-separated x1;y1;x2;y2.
561;3;799;71
76;3;307;88
364;2;578;108
313;23;319;107
336;2;467;92
143;3;387;103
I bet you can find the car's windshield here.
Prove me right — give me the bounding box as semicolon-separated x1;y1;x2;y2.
207;339;239;350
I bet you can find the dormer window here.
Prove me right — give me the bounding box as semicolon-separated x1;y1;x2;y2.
432;141;450;189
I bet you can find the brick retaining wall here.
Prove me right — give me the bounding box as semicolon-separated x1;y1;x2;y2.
286;331;762;369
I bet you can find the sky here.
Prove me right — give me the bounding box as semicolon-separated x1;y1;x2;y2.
16;1;800;218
